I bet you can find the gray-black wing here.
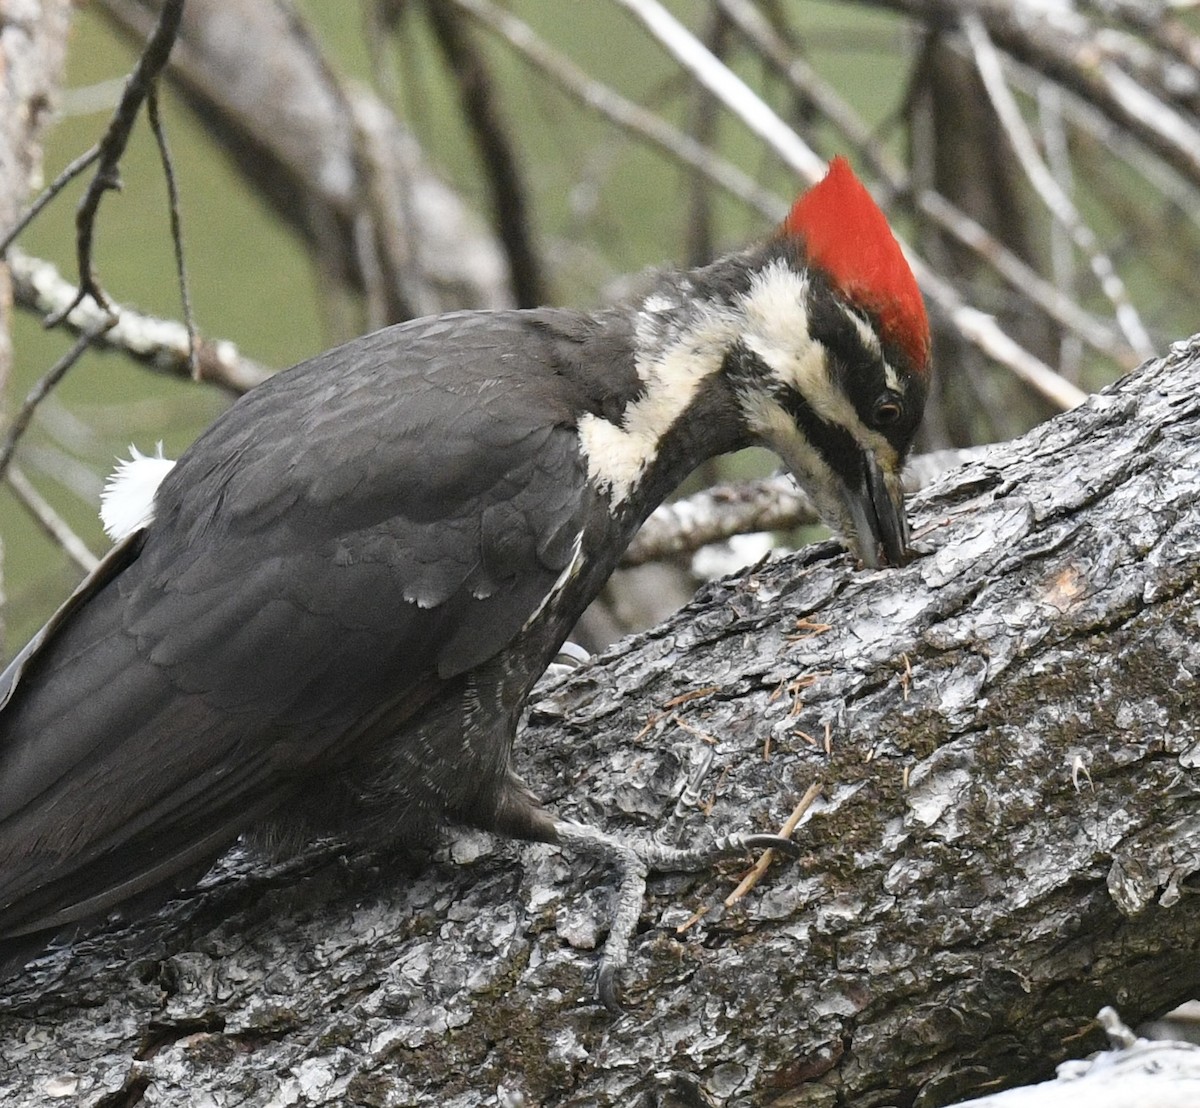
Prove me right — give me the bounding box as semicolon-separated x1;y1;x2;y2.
0;311;601;939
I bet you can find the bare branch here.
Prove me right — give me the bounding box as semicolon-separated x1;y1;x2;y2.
447;0;784;222
4;465;99;575
0;325;111;485
146;85;197;378
610;0;825;181
425;2;545;307
99;0;512;318
0;145;101;257
884;0;1200;190
961;12;1156;360
916;257;1090;410
8;250;270;395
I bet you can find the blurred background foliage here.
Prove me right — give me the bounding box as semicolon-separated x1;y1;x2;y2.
3;0;1198;655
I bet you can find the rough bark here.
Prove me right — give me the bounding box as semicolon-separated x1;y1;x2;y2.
951;1008;1200;1107
2;338;1200;1106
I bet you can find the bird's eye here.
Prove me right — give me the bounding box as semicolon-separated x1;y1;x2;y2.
873;395;903;428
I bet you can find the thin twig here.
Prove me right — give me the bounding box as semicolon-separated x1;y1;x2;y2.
913;258;1089;411
5;465;100;575
447;0;784;222
47;0;187;324
0;145;102;256
1038;83;1084;382
961;12;1155;360
9;249;270;395
610;0;825;181
725;780;822;907
146;84;197;379
0;324;114;485
426;2;544;307
684;7;733;266
878;0;1200;188
1001;48;1200;239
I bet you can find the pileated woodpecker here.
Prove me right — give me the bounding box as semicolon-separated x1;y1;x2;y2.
0;158;929;1001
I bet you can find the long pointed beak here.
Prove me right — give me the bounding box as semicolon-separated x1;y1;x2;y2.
844;453;909;568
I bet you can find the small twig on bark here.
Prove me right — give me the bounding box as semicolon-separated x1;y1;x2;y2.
724;780;822;906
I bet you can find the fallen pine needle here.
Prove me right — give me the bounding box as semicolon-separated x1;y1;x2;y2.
724;780;822;907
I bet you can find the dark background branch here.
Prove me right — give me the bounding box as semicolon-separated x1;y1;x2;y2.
425;0;545;307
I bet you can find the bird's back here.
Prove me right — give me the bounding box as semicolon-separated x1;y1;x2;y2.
0;309;617;943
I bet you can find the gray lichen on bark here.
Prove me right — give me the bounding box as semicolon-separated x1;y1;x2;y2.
1;338;1199;1105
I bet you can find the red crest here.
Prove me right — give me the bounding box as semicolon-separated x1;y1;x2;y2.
783;157;930;371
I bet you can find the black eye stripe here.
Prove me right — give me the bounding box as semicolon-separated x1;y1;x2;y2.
777;389;864;490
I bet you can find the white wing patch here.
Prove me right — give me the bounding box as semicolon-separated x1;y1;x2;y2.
523;531;585;630
99;444;176;541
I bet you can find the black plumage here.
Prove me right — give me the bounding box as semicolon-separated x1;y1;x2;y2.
0;309;670;940
0;162;933;996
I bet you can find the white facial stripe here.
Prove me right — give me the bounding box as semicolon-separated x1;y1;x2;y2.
738;259;811;351
841;303;881;358
840;305;904;395
99;444;176;541
579;306;737;503
736;392;856;546
737;258;899;472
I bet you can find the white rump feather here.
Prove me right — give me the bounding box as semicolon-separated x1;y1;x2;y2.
99;444;176;542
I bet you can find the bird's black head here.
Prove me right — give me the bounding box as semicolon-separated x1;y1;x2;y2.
721;158;931;567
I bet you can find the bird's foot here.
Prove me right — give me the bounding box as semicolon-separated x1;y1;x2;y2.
553;820;799;1012
542;641;591;681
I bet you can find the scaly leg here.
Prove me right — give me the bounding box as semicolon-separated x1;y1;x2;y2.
554;819;798;1011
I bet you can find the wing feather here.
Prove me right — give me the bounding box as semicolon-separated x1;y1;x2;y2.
0;310;601;939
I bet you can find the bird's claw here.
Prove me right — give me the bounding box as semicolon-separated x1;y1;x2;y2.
554;820;804;1012
734;832;801;859
595;960;623;1014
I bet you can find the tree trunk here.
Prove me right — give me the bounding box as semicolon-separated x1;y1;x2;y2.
2;339;1199;1106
